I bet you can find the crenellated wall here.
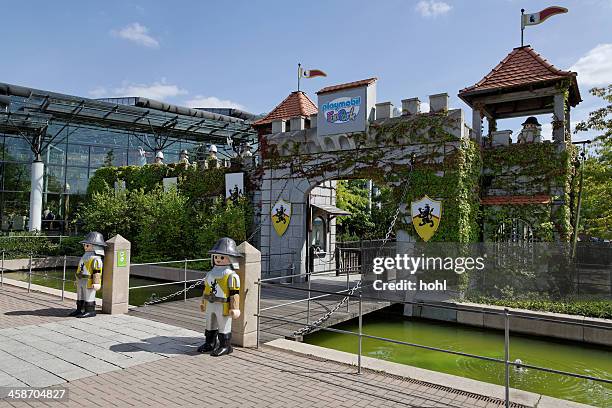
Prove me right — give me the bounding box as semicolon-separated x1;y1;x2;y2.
258;93;479;277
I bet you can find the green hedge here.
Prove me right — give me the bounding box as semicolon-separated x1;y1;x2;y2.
466;296;612;319
0;234;83;258
80;163;250;263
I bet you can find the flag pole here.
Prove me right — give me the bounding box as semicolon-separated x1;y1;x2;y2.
297;63;301;92
520;8;525;47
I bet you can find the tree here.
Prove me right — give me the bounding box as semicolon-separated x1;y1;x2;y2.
574;85;612;240
103;149;115;167
335;179;395;241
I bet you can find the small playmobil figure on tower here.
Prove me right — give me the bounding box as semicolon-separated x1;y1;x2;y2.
198;237;242;356
70;232;106;318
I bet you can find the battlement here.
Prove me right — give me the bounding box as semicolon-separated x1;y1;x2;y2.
264;91;470;157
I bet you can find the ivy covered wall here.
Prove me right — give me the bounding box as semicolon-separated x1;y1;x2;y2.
481;142;576;242
263;112;482;246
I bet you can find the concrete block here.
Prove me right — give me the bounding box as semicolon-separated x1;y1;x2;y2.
402;97;420;115
375;102;393;119
232;242;261;348
271;120;285;133
491;130;512;147
418;304;457;322
429;93;449;112
509;314;583;342
290;116;305;131
309;114;317;128
457;310;484;327
102;234;131;315
583;318;612;347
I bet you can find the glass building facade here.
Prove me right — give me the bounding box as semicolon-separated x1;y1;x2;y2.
0;125;203;233
0;83;256;234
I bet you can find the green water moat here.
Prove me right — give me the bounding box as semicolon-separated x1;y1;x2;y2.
305;307;612;407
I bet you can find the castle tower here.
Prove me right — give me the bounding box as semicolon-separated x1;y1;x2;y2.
459;45;581;145
459;46;582;242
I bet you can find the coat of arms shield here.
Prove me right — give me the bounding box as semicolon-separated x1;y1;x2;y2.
272;199;291;236
411;195;442;242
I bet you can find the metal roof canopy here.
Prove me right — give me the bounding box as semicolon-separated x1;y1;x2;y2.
0;82;257;148
311;203;351;217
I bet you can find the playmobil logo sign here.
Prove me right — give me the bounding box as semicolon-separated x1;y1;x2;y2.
321;96;361;124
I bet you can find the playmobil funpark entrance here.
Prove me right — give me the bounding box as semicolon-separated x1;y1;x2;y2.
256;78;479;279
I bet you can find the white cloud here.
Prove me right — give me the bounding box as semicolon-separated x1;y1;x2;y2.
184;95;246;110
540;123;552;141
88;86;108;98
420;102;431;113
89;79;187;101
415;1;452;18
111;22;159;48
570;43;612;86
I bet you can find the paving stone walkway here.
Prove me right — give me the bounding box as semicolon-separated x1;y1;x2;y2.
1;285;518;407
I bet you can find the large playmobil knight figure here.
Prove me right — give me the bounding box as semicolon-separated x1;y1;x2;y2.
69;232;106;318
198;237;242;356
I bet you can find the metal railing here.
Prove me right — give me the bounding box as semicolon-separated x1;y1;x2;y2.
254;276;612;408
260;265;361;324
129;257;212;303
0;252;214;305
0;251;74;301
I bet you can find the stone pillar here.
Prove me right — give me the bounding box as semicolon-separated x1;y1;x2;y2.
102;234;131;314
396;229;418;317
402;98;420;115
290;117;305;131
553;93;566;143
28;160;44;231
271;120;286;133
375;102;393;119
472;109;482;144
232;241;261;347
429;93;449;112
309;114;317;128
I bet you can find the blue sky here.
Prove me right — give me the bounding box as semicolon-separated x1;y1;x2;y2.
2;0;611;141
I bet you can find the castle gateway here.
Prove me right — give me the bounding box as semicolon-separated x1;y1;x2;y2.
253;45;580;279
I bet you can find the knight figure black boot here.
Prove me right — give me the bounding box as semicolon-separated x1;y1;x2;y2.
77;301;96;318
197;330;219;353
211;332;233;357
69;300;84;317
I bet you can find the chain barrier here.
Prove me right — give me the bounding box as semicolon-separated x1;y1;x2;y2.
293;170;412;336
143;278;204;306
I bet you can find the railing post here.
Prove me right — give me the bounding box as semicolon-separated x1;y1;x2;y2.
256;278;261;349
1;251;4;288
346;264;350;313
184;259;188;302
306;271;311;325
504;308;510;408
62;255;67;301
358;290;363;374
233;241;261;348
102;235;131;314
28;254;32;293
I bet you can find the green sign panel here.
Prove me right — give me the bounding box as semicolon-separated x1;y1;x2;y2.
117;250;127;267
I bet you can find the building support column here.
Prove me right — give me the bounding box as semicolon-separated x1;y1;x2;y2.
471;109;482;145
553;93;566;144
28;160;44;232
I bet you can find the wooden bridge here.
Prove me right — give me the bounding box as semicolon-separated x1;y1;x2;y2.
129;276;389;343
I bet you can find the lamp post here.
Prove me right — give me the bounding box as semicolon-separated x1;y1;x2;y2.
572;140;591;257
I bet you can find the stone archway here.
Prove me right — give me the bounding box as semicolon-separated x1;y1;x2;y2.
258;106;480;278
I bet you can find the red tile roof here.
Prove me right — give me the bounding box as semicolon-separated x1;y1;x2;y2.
317;78;377;95
459;46;580;105
253;91;318;126
481;194;552;205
